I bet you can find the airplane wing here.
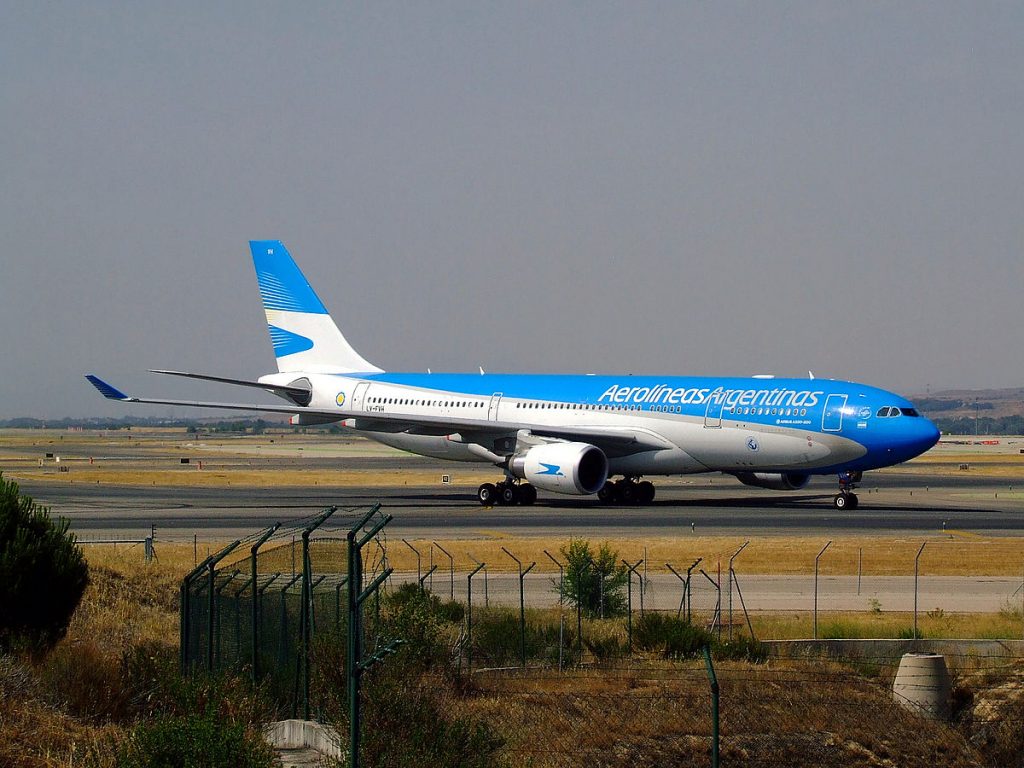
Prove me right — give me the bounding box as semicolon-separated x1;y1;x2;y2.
85;375;672;456
149;369;311;401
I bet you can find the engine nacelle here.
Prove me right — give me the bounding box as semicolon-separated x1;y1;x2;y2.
511;442;608;495
734;472;811;491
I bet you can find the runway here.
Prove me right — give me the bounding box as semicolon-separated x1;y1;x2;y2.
18;470;1024;540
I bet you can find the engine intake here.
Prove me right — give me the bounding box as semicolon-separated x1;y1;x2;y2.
511;442;608;495
733;472;811;491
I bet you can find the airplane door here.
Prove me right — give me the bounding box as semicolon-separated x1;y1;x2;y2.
822;394;847;432
351;381;370;411
704;389;725;428
487;393;503;421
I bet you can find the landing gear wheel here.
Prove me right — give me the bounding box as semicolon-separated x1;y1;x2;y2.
500;484;518;505
833;492;858;510
518;484;537;506
598;483;617;504
618;481;637;505
478;483;497;506
637;481;656;505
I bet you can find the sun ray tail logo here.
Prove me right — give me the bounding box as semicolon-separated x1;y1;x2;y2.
268;325;314;357
538;463;564;476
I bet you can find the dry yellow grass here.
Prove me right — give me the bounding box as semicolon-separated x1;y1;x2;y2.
382;534;1024;576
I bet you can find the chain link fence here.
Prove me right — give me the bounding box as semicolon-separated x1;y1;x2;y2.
179;512;1024;766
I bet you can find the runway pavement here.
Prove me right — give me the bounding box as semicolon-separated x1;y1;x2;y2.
18;469;1024;540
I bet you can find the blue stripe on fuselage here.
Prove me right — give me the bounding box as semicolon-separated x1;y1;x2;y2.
333;372;936;475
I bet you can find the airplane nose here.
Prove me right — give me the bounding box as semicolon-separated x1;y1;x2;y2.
907;418;941;457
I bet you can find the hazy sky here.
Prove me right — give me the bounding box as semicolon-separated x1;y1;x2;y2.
3;3;1022;419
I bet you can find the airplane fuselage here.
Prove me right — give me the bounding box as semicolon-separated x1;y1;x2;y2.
263;371;939;477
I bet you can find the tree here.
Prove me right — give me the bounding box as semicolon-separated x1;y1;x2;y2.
558;538;628;617
0;473;89;654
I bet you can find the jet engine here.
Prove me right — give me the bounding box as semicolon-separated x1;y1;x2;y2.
510;442;608;495
733;472;811;491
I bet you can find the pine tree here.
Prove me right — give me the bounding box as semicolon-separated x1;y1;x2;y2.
0;473;89;654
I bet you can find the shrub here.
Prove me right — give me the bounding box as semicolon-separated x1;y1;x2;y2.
0;473;89;654
557;538;628;617
386;581;464;624
115;710;277;768
380;583;447;670
633;612;712;659
470;608;568;667
716;634;767;663
360;664;504;768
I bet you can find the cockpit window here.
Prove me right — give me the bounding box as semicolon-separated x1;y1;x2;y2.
876;406;911;418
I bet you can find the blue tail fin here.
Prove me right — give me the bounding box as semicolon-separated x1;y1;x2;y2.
248;241;381;374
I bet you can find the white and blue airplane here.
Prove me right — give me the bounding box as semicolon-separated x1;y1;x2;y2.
87;240;940;510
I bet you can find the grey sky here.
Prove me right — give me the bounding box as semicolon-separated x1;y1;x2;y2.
2;3;1022;419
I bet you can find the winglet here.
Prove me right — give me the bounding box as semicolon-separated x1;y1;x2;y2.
85;375;130;401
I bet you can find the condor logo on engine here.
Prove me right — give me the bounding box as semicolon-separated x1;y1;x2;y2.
537;463;564;477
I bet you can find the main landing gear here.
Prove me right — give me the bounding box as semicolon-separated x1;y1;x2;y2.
477;480;537;506
597;477;656;505
833;471;863;510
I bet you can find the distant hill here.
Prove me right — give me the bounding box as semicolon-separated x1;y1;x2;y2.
911;388;1024;435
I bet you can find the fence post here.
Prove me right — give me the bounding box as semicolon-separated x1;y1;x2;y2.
433;541;455;600
250;523;280;684
703;645;720;768
686;558;703;623
419;565;438;592
301;507;337;720
502;547;535;668
575;560;592;660
814;541;832;640
622;559;643;650
467;562;485;672
699;569;721;638
727;542;749;642
544;550;564;604
347;504;394;768
470;555;488;607
202;540;242;673
914;542;927;639
666;563;686;619
180;550;219;672
402;539;422;585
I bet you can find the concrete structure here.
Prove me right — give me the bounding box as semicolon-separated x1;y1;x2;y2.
264;719;342;768
891;653;952;720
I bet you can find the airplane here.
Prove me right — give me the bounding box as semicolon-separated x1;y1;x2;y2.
87;240;940;510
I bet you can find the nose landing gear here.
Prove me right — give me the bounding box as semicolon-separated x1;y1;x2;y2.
833;471;862;510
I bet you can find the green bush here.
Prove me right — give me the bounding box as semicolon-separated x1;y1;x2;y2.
470;608;568;667
381;583;447;670
633;612;712;659
0;473;88;654
715;634;767;663
386;581;464;624
584;630;628;661
360;665;504;768
116;710;277;768
557;538;628;618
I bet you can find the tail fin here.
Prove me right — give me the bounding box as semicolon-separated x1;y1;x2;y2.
249;240;382;374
